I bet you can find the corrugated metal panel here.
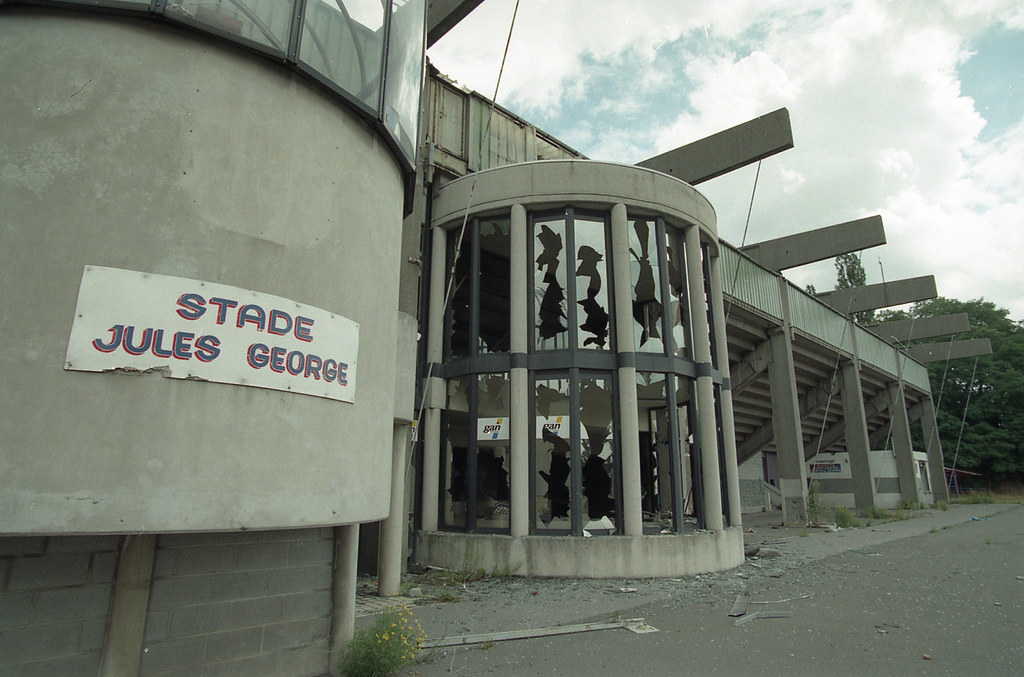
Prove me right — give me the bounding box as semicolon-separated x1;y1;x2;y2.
719;246;782;320
431;80;466;158
788;285;851;351
855;325;898;377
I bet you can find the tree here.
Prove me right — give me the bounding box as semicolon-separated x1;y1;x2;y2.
833;252;875;323
891;298;1024;487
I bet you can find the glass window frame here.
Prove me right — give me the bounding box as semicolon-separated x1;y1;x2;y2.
28;0;425;171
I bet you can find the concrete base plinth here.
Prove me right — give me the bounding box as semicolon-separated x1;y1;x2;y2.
415;528;744;579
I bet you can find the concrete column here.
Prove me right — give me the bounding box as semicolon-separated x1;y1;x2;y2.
509;203;530;537
708;253;742;526
839;358;877;511
420;225;448;532
768;278;808;525
888;381;920;505
685;225;723;532
921;397;950;504
99;534;156;677
611;203;644;536
328;523;360;676
378;423;410;596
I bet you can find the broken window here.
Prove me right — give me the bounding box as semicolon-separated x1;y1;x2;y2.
534;217;569;350
575;217;611;350
629;219;664;353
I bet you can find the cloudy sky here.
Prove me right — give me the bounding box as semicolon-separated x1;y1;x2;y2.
428;0;1024;320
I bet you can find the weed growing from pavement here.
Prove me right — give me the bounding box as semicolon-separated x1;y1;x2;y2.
951;491;1024;505
833;506;862;528
341;604;425;677
806;481;823;524
935;501;950;511
864;506;889;520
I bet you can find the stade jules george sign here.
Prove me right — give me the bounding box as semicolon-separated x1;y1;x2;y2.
65;266;359;402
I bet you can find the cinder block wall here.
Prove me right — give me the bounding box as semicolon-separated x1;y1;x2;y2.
141;529;334;676
0;535;119;675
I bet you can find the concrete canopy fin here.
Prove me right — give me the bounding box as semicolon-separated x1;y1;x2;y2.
636;108;794;185
740;216;885;271
815;275;937;315
907;338;992;363
867;313;971;343
427;0;487;47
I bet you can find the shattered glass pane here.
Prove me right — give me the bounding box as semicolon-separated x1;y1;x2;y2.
478;218;511;354
580;377;616;533
534;217;569;350
574;217;610;350
666;232;689;357
629;219;665;353
442;375;472;528
534;377;571;531
476;373;511;530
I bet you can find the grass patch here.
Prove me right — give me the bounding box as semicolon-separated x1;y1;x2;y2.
341;604;424;677
864;506;889;520
935;501;950;511
832;505;862;529
950;491;1024;505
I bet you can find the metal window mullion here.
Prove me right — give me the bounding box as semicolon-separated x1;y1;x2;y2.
655;217;673;357
565;207;579;350
676;229;695;361
611;369;624;534
702;243;718;366
666;373;685;533
466;377;479;531
687;379;704;529
527;374;537;533
714;384;730;526
569;368;582;535
286;0;307;63
605;211;617;353
376;0;393;119
469;220;481;357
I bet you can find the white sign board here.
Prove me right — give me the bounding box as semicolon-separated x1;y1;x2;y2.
477;417;509;441
65;266;359;402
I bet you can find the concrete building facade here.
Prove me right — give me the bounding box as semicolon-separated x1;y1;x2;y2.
1;2;422;674
2;1;956;674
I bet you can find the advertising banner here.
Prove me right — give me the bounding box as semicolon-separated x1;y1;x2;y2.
65;266;359;402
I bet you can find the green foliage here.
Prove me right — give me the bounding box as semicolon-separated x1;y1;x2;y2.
341;605;425;677
806;481;822;524
897;297;1024;485
832;505;862;528
834;253;867;289
864;505;889;520
834;253;875;324
898;499;919;511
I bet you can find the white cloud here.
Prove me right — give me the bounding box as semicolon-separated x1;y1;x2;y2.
430;0;1024;317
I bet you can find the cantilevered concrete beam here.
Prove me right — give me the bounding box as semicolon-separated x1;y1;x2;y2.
427;0;487;47
816;275;937;315
908;338;992;363
740;216;886;271
868;313;970;343
636;108;794;185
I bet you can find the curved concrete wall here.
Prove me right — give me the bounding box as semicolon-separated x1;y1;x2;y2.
416;529;745;578
431;160;718;240
0;10;405;533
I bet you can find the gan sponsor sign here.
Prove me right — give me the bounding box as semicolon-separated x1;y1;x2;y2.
65;266;359;402
809;462;842;474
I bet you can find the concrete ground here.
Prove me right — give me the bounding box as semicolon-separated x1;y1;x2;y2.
366;503;1024;676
